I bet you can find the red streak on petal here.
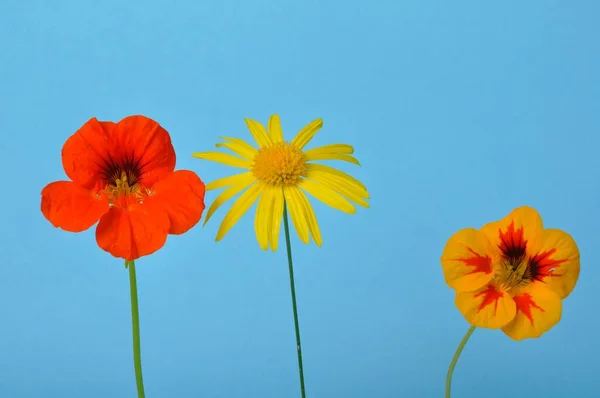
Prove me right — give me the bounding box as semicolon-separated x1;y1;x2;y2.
513;293;544;325
455;248;493;275
474;285;504;314
498;221;527;258
529;248;568;280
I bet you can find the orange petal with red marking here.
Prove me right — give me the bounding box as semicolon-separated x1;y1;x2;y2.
501;283;562;341
149;170;207;235
111;115;176;187
41;181;109;232
481;206;544;253
527;229;580;299
455;283;516;329
95;201;170;260
61;118;115;189
441;228;496;292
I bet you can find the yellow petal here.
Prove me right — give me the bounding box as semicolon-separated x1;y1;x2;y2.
204;173;256;225
254;187;274;250
268;114;284;143
245;119;273;148
480;206;544;253
304;163;367;191
455;282;517;329
527;228;580;299
270;189;284;251
216;137;257;160
440;228;496;292
192;151;251;169
206;172;254;191
305;169;369;208
303;144;354;155
304;151;360;166
293;187;322;247
290;118;323;149
502;283;562;341
216;182;263;242
283;187;310;244
299;178;355;214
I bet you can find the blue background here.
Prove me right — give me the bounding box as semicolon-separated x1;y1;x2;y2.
1;0;598;397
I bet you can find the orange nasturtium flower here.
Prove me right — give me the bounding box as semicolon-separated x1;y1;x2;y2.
441;206;580;340
41;115;206;260
441;207;580;397
192;114;369;249
40;115;206;397
441;206;579;398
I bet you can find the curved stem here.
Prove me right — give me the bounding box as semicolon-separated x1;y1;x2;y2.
282;201;306;398
127;260;146;398
445;325;476;398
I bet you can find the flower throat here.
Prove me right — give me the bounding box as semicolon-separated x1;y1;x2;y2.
495;223;542;290
101;155;145;205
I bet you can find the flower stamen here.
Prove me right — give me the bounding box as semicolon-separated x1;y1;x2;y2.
496;259;531;290
105;170;144;206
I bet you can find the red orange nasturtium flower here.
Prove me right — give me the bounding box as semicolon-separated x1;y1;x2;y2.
41;115;206;260
441;206;580;340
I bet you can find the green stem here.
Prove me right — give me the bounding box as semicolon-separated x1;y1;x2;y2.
445;325;476;398
127;260;146;398
282;201;306;398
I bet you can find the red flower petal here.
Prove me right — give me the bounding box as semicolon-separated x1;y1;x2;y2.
150;170;206;235
111;115;176;188
95;200;170;260
61;116;176;191
41;181;109;232
61;118;115;189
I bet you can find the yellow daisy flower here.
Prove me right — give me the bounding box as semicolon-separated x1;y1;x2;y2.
192;114;369;250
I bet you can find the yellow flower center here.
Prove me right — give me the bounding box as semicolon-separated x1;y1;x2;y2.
496;258;532;290
251;142;306;186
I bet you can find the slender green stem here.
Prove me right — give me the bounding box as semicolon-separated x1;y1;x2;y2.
127;260;146;398
282;201;306;398
445;325;476;398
